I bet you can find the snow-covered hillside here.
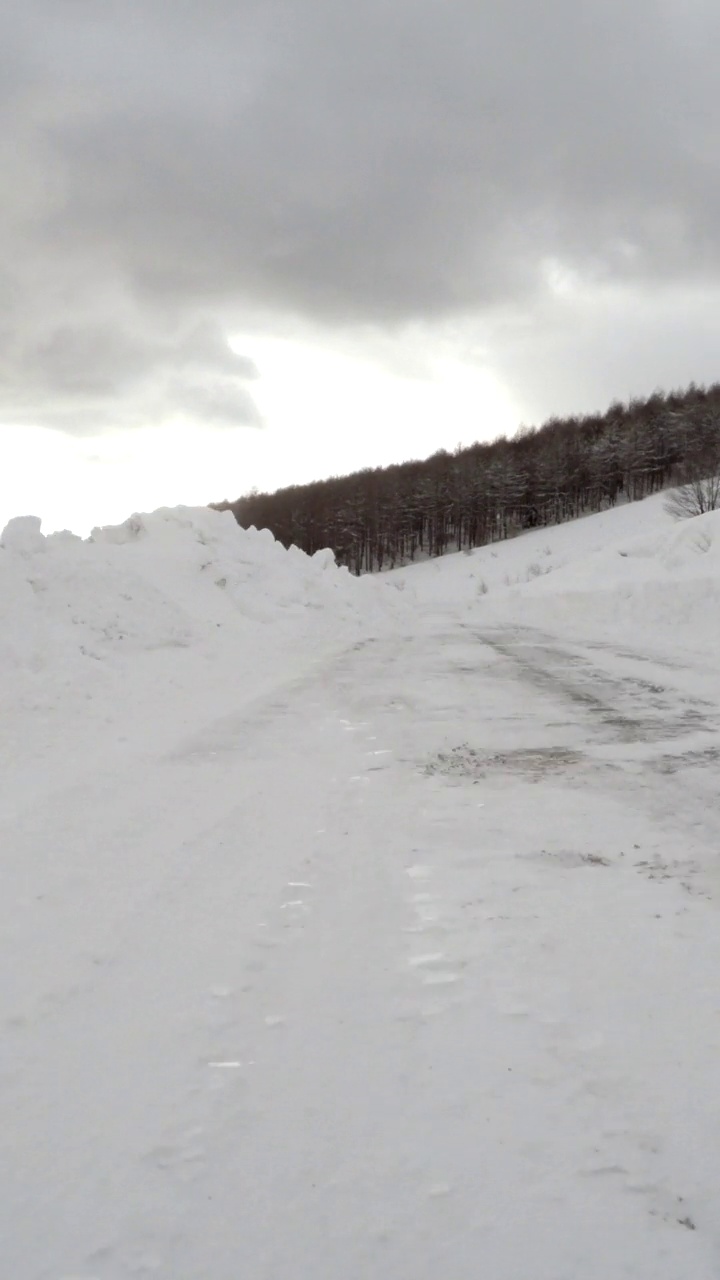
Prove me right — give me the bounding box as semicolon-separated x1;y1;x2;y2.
394;490;720;654
2;493;720;1279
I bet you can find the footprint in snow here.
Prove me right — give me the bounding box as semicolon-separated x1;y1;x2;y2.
406;864;433;879
407;952;447;968
422;971;461;987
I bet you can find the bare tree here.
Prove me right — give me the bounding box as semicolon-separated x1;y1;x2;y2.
664;464;720;519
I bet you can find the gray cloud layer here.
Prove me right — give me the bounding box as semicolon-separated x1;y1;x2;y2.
1;0;718;432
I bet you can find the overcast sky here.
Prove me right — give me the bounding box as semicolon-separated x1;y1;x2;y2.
2;0;719;531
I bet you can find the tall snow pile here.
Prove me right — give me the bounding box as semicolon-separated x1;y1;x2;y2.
0;505;403;728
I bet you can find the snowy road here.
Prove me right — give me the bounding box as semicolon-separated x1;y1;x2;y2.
3;616;720;1278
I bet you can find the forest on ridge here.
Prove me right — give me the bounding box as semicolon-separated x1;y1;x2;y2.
213;383;720;573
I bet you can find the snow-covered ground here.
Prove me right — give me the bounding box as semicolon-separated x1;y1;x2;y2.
2;494;720;1278
395;490;720;655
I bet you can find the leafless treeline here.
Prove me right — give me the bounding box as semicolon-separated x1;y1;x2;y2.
213;383;720;573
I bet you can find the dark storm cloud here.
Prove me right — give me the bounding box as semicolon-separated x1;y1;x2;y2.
1;0;718;431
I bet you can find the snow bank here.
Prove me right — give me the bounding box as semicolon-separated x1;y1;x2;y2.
0;505;407;766
391;493;720;659
500;506;720;647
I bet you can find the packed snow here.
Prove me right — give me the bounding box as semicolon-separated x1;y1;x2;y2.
2;492;720;1279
